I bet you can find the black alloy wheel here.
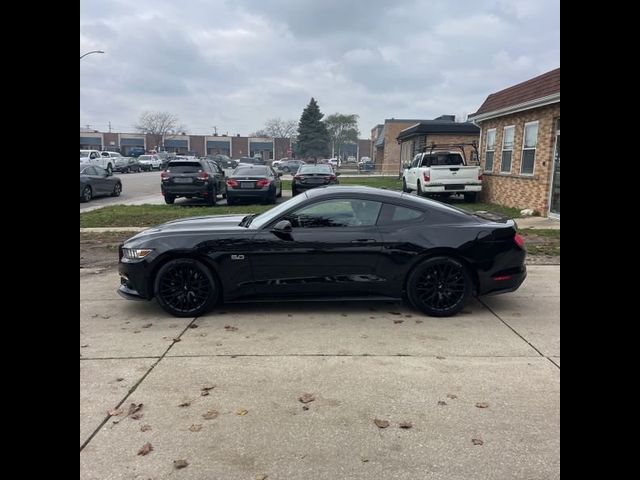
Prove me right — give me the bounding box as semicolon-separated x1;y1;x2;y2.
154;259;218;317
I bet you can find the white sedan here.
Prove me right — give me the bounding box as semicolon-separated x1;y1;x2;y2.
137;154;162;171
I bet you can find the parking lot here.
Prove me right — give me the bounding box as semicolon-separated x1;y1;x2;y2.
80;264;559;479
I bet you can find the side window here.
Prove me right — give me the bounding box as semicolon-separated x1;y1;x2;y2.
90;152;98;159
94;166;107;176
411;155;421;168
284;199;382;228
377;204;424;225
101;152;109;157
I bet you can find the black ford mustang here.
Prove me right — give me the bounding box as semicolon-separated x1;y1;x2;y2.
118;186;526;317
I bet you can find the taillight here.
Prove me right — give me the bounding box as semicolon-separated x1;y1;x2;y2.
197;171;209;181
478;173;484;181
226;179;238;187
161;171;169;181
256;179;271;187
423;172;430;182
514;233;525;249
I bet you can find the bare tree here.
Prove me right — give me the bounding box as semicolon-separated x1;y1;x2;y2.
134;111;186;149
251;118;297;139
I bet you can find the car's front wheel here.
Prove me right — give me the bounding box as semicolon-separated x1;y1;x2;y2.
164;195;175;204
81;186;92;202
406;256;472;317
154;258;219;317
402;178;409;192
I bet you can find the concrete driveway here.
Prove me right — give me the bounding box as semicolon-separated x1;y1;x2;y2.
80;265;559;480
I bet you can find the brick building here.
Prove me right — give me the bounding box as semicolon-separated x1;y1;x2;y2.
468;68;560;218
396;120;480;168
371;119;433;175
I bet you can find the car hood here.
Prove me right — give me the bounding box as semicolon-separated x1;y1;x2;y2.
127;214;247;241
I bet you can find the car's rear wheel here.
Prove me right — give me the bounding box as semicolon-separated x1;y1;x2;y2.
226;196;235;205
154;258;219;317
164;195;175;204
81;186;92;202
406;256;472;317
417;181;423;197
111;182;122;197
207;188;217;206
269;187;277;204
106;164;113;174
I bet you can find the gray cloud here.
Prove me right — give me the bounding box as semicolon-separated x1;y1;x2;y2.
80;0;559;135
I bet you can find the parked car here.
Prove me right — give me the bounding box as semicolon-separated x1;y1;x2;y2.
346;156;357;164
80;150;114;174
128;147;146;158
271;157;291;168
327;157;341;168
138;154;162;171
226;165;282;205
277;159;305;174
402;149;482;202
161;158;227;205
358;157;375;171
292;164;339;196
117;186;527;317
113;156;142;173
80;163;122;202
157;151;175;170
208;154;237;169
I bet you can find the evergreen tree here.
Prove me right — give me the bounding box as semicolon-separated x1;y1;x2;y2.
295;98;330;159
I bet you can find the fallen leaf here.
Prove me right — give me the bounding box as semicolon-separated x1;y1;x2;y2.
437;401;447;406
369;316;376;319
302;405;309;411
131;413;143;420
173;337;181;342
298;393;315;403
178;400;192;407
137;442;153;456
142;323;153;328
188;324;198;328
255;475;268;480
140;424;152;432
127;403;143;416
202;409;219;420
404;314;413;318
436;356;445;360
287;314;292;317
201;391;210;396
81;344;89;348
189;424;202;432
116;377;124;382
173;459;189;469
108;408;123;417
216;343;223;346
101;314;111;319
472;438;484;445
415;320;423;324
341;313;348;317
168;324;178;328
200;333;208;337
112;419;120;424
91;314;99;318
224;325;238;331
393;319;404;324
475;402;490;409
446;394;458;399
374;419;390;428
133;330;141;334
236;409;248;416
361;458;369;463
398;421;413;429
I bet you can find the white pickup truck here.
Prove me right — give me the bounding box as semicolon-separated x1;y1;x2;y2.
80;150;114;174
402;149;482;202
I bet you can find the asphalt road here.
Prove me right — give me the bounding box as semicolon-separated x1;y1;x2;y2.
80;170;167;212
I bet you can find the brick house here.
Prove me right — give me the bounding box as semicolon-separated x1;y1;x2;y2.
468;68;560;218
371;119;433;174
396;120;480;169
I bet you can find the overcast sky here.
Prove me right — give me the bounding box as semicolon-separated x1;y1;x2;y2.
80;0;559;137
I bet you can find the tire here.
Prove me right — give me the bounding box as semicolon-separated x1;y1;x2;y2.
111;182;122;197
106;163;113;174
292;188;297;196
464;192;477;203
81;186;92;203
164;195;175;204
226;196;235;206
269;188;277;204
402;178;409;192
276;186;282;198
406;256;472;317
207;188;217;206
417;181;423;197
154;258;219;317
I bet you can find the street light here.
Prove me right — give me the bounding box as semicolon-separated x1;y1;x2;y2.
80;50;104;60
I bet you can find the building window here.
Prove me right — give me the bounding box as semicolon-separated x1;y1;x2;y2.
500;126;515;173
484;129;496;172
520;121;538;175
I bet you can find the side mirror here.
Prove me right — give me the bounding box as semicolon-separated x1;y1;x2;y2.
272;220;292;235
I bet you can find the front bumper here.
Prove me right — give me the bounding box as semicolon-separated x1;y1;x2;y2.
118;259;153;300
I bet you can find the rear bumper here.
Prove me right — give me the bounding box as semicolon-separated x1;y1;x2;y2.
227;187;271;199
162;184;211;197
424;183;482;193
479;265;527;296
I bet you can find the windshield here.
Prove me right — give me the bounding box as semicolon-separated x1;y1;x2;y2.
80;151;90;158
233;166;269;176
249;193;309;229
298;165;333;174
166;161;203;173
422;153;464;166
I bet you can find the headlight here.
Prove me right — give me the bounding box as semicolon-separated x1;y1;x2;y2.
122;248;154;260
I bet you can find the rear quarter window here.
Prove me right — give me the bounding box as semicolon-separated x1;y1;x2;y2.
377;204;424;225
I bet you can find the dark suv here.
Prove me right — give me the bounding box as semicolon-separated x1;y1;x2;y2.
161;159;227;205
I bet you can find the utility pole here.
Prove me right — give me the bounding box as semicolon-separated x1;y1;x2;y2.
212;126;217;135
108;121;112;133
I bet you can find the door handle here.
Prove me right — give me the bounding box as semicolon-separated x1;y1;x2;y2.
351;239;376;243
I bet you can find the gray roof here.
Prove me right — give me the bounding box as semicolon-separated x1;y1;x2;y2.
396;121;479;141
